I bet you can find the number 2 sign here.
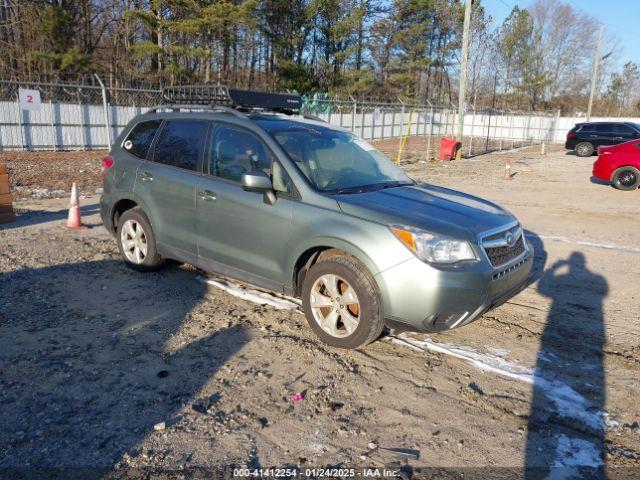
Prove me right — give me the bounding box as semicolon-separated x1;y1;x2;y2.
19;88;42;112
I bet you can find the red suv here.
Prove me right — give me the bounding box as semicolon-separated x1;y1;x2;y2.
592;140;640;190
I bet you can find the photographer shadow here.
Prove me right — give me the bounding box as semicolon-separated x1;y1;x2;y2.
524;251;608;479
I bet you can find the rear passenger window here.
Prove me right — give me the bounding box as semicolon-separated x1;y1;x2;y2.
123;120;161;159
613;124;635;135
593;124;613;134
153;120;208;171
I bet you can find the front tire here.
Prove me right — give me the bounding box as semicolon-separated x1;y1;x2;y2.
301;254;385;349
116;207;164;271
575;142;594;157
612;166;640;191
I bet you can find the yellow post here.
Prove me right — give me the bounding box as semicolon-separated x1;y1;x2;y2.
396;108;416;164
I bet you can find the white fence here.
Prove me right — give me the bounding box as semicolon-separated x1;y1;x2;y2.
317;108;559;143
0;100;150;151
1;80;638;154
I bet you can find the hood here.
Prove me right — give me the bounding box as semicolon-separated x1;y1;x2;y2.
336;183;515;242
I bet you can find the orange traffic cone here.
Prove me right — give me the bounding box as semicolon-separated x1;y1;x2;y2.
503;158;512;180
67;182;85;229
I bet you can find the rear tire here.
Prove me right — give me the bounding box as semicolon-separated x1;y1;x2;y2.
575;142;594;157
116;207;164;271
301;254;384;349
612;166;640;191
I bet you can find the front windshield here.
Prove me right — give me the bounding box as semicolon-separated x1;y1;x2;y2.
260;122;412;193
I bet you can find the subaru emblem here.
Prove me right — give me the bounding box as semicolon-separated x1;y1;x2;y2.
505;232;516;247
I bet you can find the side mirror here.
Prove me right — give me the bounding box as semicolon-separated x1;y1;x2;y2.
241;171;272;192
241;171;277;205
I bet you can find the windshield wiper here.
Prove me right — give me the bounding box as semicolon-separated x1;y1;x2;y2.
327;181;413;195
375;181;414;190
331;186;370;194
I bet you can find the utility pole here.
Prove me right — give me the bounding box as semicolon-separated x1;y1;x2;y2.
456;0;472;141
587;25;604;122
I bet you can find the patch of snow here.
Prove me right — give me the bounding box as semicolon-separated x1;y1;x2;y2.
197;276;302;311
547;434;603;480
28;188;67;199
534;377;603;433
486;347;509;357
390;334;605;433
538;351;558;363
603;412;620;430
391;333;532;381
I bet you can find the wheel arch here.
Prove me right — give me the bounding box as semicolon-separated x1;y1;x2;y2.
111;198;138;231
289;239;381;298
612;164;640;174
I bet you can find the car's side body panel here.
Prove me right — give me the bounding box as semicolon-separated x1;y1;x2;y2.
135;160;199;257
196;174;295;288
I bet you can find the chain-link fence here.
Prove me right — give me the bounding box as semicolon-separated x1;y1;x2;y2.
0;80;161;151
0;79;564;157
302;97;562;160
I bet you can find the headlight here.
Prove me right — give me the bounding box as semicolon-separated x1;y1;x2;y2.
391;226;477;264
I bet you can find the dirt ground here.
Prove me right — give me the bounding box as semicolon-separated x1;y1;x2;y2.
0;143;639;477
0;150;104;200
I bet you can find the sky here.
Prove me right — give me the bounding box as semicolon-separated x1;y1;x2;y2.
483;0;640;68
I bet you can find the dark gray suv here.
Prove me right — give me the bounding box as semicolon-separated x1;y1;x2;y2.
101;86;533;349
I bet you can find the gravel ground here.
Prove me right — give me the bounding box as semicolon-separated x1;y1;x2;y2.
0;143;639;477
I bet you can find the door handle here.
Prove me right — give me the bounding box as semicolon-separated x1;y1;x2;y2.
139;171;153;182
198;190;217;201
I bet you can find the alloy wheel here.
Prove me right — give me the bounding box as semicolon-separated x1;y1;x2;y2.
577;144;591;156
618;170;637;187
310;274;360;338
120;219;148;264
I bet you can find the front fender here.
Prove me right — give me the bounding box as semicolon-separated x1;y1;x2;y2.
288;235;381;280
285;203;413;292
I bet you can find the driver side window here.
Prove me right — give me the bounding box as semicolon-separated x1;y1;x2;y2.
208;124;294;195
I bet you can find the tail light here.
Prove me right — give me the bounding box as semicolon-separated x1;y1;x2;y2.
567;133;576;139
101;156;114;179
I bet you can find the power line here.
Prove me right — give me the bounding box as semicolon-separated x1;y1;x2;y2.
496;0;515;11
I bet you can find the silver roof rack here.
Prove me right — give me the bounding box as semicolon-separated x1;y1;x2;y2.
146;104;246;118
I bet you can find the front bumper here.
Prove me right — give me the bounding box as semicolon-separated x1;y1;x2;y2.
376;243;534;333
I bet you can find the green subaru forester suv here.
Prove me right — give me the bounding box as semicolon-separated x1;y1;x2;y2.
101;86;533;349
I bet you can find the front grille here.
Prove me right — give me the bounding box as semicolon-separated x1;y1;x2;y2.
484;233;525;267
492;256;528;280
